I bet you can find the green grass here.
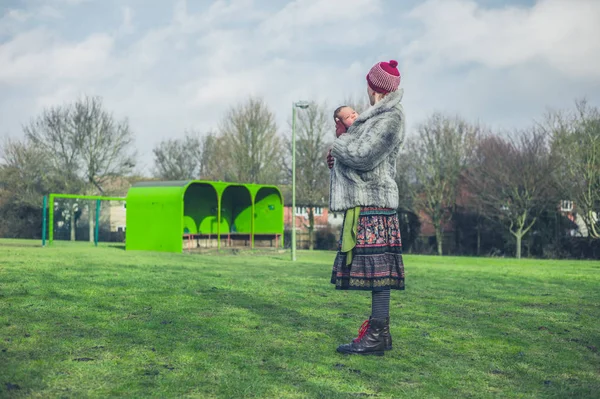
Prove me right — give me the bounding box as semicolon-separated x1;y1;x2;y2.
0;239;599;398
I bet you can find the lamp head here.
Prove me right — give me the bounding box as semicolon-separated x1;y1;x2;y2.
294;101;310;109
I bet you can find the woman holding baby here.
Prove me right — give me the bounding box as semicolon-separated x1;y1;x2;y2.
327;60;406;356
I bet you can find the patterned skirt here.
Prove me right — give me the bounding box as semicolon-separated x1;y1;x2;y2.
331;207;405;291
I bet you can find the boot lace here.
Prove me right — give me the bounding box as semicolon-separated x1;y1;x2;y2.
353;319;370;343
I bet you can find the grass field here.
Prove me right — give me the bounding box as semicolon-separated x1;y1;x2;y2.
0;239;599;398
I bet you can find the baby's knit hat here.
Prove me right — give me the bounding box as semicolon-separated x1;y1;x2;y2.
366;60;401;94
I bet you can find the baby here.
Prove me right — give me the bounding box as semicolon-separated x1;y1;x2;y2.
333;105;358;137
328;105;358;169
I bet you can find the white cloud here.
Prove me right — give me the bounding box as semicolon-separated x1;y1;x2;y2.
1;0;599;174
4;9;30;23
34;85;81;109
0;6;61;36
125;27;174;69
35;5;63;19
403;0;600;79
258;0;384;51
172;0;261;34
186;70;266;108
393;0;600;136
46;0;91;5
260;0;382;33
119;6;134;35
0;29;114;84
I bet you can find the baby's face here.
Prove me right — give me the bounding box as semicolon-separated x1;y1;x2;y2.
337;107;358;128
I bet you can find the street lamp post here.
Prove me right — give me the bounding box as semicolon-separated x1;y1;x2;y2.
291;100;309;261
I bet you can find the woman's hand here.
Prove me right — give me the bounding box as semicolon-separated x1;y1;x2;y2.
327;149;334;169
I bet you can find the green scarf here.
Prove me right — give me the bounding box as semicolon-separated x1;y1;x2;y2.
341;206;361;266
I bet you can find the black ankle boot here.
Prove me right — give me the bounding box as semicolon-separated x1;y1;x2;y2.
382;317;392;351
363;316;393;350
337;318;387;356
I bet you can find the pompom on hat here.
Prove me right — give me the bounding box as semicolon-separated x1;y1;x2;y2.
366;59;401;94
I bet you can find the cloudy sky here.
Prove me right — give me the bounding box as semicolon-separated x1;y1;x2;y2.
1;0;600;174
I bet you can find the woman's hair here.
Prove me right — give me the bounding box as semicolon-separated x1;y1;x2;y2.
333;105;348;121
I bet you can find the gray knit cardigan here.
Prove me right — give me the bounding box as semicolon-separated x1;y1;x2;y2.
329;89;405;212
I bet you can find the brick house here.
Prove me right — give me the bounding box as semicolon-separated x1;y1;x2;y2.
558;200;598;237
283;205;329;231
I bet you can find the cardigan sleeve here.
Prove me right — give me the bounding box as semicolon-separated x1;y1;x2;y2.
331;109;405;171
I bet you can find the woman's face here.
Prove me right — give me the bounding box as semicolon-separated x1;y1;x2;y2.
367;85;377;106
367;85;387;105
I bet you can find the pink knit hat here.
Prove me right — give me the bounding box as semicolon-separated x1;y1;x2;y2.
366;60;401;94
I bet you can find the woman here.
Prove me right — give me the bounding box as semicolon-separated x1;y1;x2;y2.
328;59;405;356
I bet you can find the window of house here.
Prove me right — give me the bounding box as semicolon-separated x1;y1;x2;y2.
560;200;573;212
294;207;323;216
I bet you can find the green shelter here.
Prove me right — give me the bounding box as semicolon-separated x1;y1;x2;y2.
125;180;284;253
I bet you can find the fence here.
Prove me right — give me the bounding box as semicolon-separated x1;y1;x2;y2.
283;227;340;250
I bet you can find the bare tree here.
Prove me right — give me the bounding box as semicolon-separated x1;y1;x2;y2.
24;105;82;193
467;128;558;258
1;138;53;207
542;99;600;239
200;134;229;182
23;95;136;242
0;137;71;238
198;133;218;179
395;155;423;253
406;113;479;255
70;95;136;242
153;131;207;180
72;96;136;193
24;105;85;240
285;102;331;250
395;155;415;211
216;97;284;184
